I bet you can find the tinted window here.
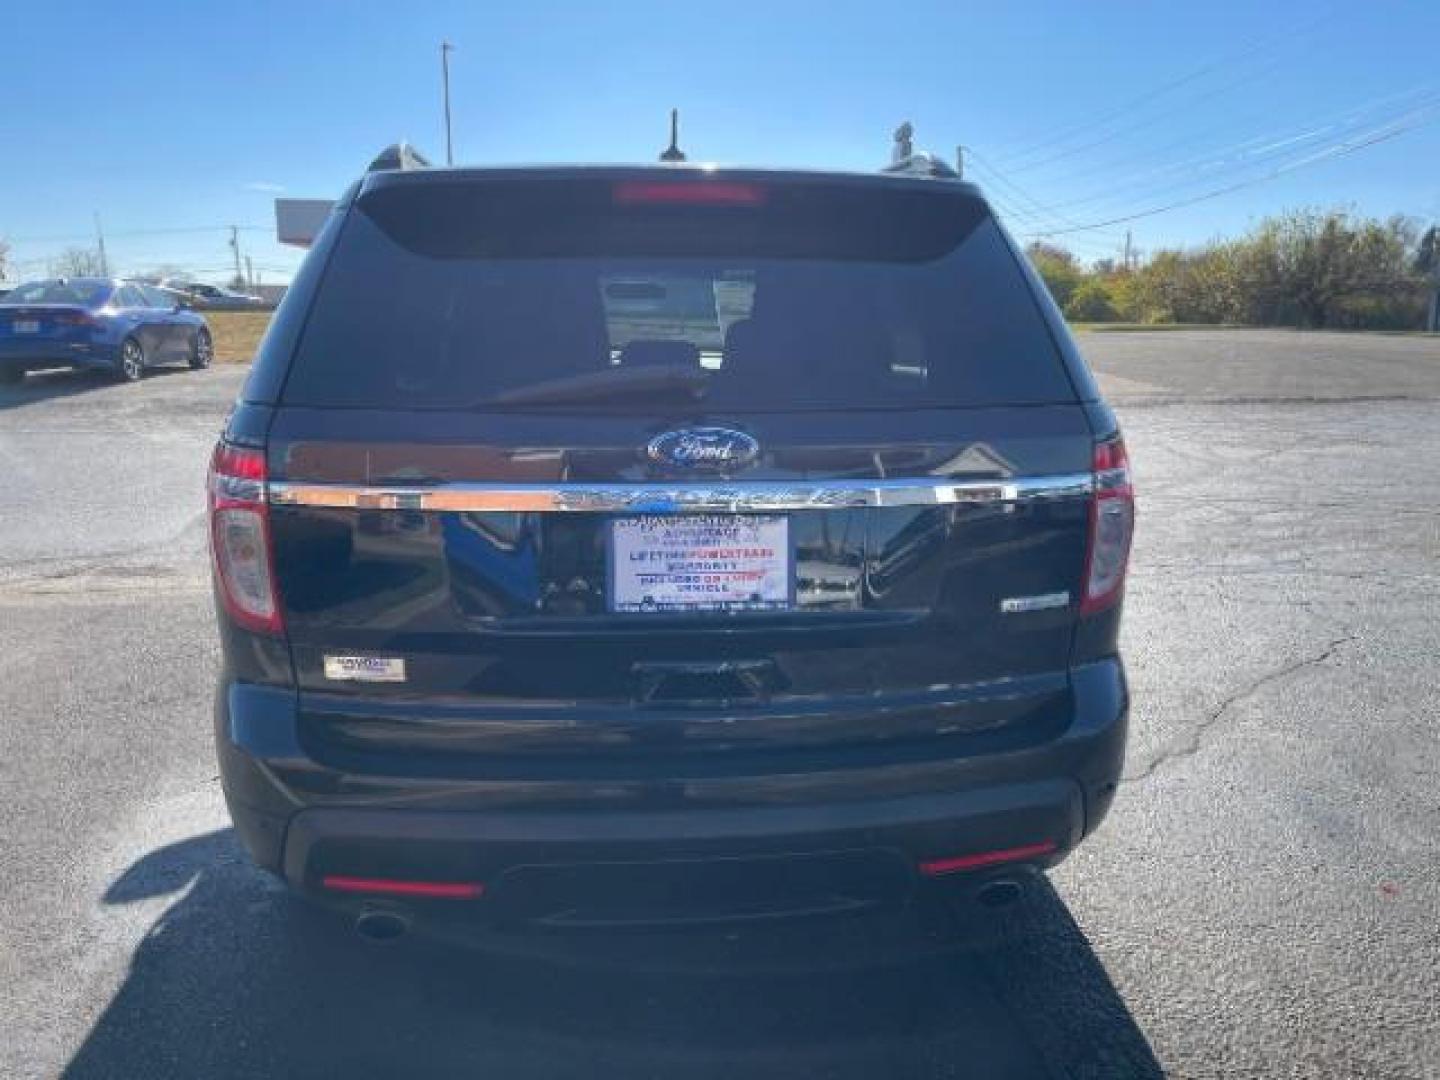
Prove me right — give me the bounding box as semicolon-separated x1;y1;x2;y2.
1;279;112;307
116;285;146;308
140;285;174;308
283;177;1073;412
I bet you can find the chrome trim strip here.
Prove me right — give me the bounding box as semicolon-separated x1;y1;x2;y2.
999;590;1072;614
267;473;1093;513
1095;465;1130;492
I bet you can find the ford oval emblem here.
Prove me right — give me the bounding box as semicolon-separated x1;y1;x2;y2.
647;427;760;471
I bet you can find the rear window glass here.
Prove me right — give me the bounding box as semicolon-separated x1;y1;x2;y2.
282;177;1073;411
1;280;112;307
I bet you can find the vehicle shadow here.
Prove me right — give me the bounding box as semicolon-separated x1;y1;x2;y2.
63;829;1162;1079
0;366;190;410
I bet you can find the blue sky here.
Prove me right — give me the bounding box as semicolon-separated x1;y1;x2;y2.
2;0;1437;281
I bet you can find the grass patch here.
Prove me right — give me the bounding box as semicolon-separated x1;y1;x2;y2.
1073;321;1438;335
1071;322;1246;333
202;310;273;363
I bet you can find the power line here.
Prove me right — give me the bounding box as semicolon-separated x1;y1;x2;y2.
979;189;1118;255
1001;37;1333;179
991;5;1339;170
964;147;1127;242
983;189;1125;254
975;182;1069;233
976;88;1439;247
1;224;272;244
964;148;1131;256
1021;83;1436;204
1020;108;1439;238
965;150;1082;231
1016;88;1440;222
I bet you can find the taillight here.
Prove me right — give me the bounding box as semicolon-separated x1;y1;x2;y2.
208;442;283;635
613;180;766;206
53;311;97;327
321;876;486;899
1081;435;1135;615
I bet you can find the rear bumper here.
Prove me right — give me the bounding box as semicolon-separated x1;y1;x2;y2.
218;658;1126;925
0;340;117;369
283;780;1083;924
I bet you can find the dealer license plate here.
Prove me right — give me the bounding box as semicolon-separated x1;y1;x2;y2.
610;515;792;613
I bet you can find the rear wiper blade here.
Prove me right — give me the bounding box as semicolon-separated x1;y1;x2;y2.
486;366;711;407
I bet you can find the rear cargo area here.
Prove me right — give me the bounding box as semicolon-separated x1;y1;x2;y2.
257;168;1097;774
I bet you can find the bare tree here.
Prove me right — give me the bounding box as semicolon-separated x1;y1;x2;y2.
47;247;106;277
134;264;190;285
0;237;10;282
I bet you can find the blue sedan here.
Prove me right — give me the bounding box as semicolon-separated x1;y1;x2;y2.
0;277;213;384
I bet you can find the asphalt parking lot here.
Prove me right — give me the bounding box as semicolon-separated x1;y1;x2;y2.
2;330;1438;1079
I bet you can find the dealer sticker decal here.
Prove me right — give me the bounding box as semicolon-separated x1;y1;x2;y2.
323;655;407;683
610;514;791;613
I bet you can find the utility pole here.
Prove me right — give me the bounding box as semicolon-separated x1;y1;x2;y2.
94;212;109;277
229;226;243;287
1417;226;1439;332
955;145;965;179
440;41;455;166
245;256;255;291
1123;230;1133;272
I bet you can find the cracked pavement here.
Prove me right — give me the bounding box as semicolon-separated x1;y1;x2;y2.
1120;633;1358;786
2;330;1439;1078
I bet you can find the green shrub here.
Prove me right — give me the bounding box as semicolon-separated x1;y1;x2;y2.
1032;208;1433;330
1064;279;1119;322
1025;242;1083;309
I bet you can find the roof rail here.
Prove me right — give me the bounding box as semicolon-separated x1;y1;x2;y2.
881;121;959;179
882;151;959;179
367;142;431;174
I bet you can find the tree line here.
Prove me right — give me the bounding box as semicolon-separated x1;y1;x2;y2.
1027;209;1440;331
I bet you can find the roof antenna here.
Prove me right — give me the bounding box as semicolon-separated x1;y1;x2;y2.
659;108;687;162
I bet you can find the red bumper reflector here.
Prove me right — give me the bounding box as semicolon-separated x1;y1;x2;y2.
321;875;485;899
918;841;1058;877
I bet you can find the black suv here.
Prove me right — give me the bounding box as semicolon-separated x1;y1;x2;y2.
210;147;1133;936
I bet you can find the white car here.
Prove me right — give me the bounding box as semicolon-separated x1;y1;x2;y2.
165;281;265;310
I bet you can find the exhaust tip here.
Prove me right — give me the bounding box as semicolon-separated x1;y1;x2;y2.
354;909;411;943
976;878;1025;910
